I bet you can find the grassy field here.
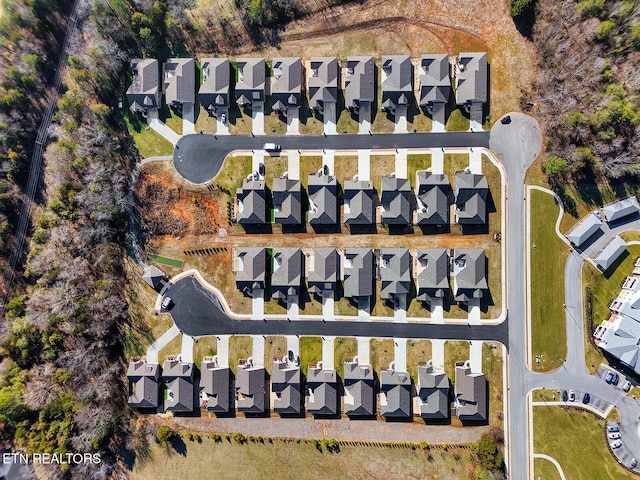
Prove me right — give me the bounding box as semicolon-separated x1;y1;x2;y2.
213;155;253;192
530;189;568;372
228;336;253;374
406;154;431;188
533;406;636;480
125;115;174;158
370;339;394;373
334;337;357;378
443;341;469;381
193;337;218;362
583;244;640;373
534;457;562;480
406;340;432;384
446;109;470;131
300;337;322;376
129;433;488;480
147;253;184;268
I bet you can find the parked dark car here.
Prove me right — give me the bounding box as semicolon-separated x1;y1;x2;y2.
501;115;511;125
583;393;590;404
612;373;619;385
562;390;568;402
605;371;614;384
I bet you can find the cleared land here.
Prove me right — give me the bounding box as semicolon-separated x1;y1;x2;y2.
533;406;635;480
530;189;568;372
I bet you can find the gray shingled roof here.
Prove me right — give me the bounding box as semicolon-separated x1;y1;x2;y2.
127;360;160;408
236;247;267;295
594;235;628;272
163;58;195;105
344;56;374;112
308;173;338;224
599;292;640;375
453;249;487;302
417;361;450;419
271;248;303;301
235;58;266;106
163;359;195;412
381;55;413;113
455;172;488;225
379;248;411;300
416;172;450;225
273;177;302;224
127;59;160;112
343;180;375;224
455;52;487;105
271;360;302;414
380;370;412;417
199;58;230;111
418;54;451;106
343;248;374;298
308;57;339;112
271;57;303;111
236;178;267;224
381;176;412;225
142;265;165;289
455;363;487;423
416;248;449;303
200;362;230;413
306;367;338;415
602;196;640;223
236;365;265;413
566;213;603;247
308;248;339;295
343;361;375;416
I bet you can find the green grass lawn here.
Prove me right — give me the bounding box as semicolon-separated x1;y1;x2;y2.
406;340;432;385
443;341;469;381
446;108;469;131
334;337;357;378
370;155;395;194
534;457;562;480
213;155;253;192
146;254;184;268
533;406;636;480
333;156;359;184
530;189;568;372
228;336;253;374
158;333;182;363
299;337;322;376
407;154;431;189
194;106;217;134
336;109;359;134
125;115;174;158
370;339;394;373
265;336;287;372
583;244;640;373
300;156;323;188
193;337;217;362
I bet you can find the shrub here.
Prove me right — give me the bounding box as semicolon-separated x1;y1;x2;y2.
596;20;615;41
578;0;606;19
629;22;640;50
232;432;247;444
543;156;568;178
510;0;535;17
156;425;177;445
474;434;503;469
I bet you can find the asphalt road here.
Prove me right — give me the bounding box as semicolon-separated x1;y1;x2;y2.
163;275;509;344
173;131;490;184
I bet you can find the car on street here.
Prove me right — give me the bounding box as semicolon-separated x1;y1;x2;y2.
605;371;614;383
608;432;621;440
607;425;620;433
630;458;637;468
162;297;172;309
501;115;511;125
569;390;575;401
259;163;265;176
263;142;281;152
610;440;622;449
562;390;568;402
612;373;619;385
623;380;632;392
582;393;590;404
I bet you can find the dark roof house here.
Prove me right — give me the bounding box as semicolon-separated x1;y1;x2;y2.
127;59;160;113
273;176;302;224
163;58;196;109
200;360;230;414
199;58;230;113
454;52;487;107
271;57;303;113
379;248;411;300
381;55;413;114
235;247;267;296
271;359;302;414
417;361;450;420
236;363;266;414
142;265;165;290
416;248;449;303
380;369;412;418
308;172;338;224
163;358;195;413
380;176;411;225
271;248;303;301
418;54;451;109
306;367;338;416
452;249;488;303
307;248;339;296
343;179;375;225
416;172;450;225
127;359;160;409
235;58;266;107
236;178;267;224
343;248;374;298
344;56;375;113
308;57;339;113
343;360;375;416
455;361;487;423
454;172;488;225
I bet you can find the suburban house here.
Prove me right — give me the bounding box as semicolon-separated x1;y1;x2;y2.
379;248;412;301
236;178;267;224
418;54;451;111
127;359;160;409
307;248;339;297
126;58;160;115
235;58;266;108
236;361;266;414
343;360;375;417
416;172;451;225
343;179;375;225
199;57;230;116
454;172;489;225
163;58;195;113
141;265;165;291
200;358;230;414
308;57;339;114
272;176;302;224
415;248;450;304
380;175;412;225
380;55;413;114
306;366;338;416
308;172;338;224
454;52;487;110
271;358;302;415
417;361;450;420
235;247;267;296
455;361;487;424
452;249;488;303
343;248;374;299
271;248;303;301
380;369;412;418
271;57;303;115
594;264;640;375
601;196;640;223
565;213;603;248
593;236;628;272
344;56;375;115
162;357;195;413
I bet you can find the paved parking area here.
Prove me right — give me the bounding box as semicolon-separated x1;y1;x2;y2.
287;298;299;320
358;104;371;134
182;103;196;135
394;338;407;372
252;150;264;177
216;108;229;135
469;103;483;131
287;150;300;180
357;297;370;318
431;104;446;132
469;147;482;174
394;106;408;133
286;335;299;358
430;148;444;174
217;335;230;367
469;340;482;373
181;334;194;363
252;335;265;367
431;339;445;370
251;103;265;135
322;336;335;369
286;107;299;134
322;295;335;321
323;103;337;135
357;337;371;364
251;289;265;320
357;149;371;181
607;420;640;472
394;149;408;178
393;294;407;323
323;149;335;174
430;298;444;322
